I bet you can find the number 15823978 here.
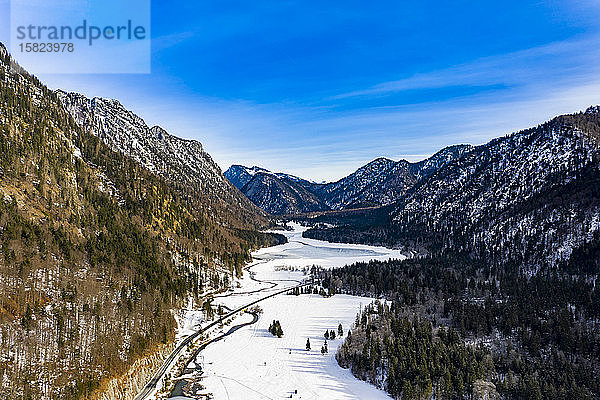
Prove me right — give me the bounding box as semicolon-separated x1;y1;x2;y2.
19;43;74;52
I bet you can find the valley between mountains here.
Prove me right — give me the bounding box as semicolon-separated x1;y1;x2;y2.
1;39;600;400
167;224;404;400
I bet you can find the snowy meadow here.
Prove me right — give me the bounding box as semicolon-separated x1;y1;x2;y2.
175;224;405;399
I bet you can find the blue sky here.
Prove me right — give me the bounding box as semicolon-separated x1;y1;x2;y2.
2;0;600;181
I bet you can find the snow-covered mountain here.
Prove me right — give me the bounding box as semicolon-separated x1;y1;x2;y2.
58;91;267;227
225;165;325;214
315;158;413;210
225;165;316;190
225;165;272;189
391;108;600;268
409;144;474;179
315;146;472;210
225;146;471;215
305;107;600;270
241;172;326;215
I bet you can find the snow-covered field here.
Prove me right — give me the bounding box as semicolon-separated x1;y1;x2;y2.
177;224;404;400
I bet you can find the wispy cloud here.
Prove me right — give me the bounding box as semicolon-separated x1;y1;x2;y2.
196;70;600;181
331;35;600;100
152;30;196;52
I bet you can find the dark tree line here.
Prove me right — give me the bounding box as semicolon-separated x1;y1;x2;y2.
337;301;493;399
318;254;600;399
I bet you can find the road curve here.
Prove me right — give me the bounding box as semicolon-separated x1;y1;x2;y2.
133;280;311;400
212;258;303;298
184;310;260;371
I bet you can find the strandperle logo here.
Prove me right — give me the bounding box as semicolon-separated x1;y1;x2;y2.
15;20;147;46
10;0;151;74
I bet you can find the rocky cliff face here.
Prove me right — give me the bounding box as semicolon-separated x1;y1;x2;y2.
58;91;267;228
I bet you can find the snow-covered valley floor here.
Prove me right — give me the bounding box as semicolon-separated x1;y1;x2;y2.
175;224;405;400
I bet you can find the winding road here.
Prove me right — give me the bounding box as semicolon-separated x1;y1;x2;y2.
133;258;312;400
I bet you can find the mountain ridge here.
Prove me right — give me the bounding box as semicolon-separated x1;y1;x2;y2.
58;90;268;228
225;144;473;215
304;107;600;270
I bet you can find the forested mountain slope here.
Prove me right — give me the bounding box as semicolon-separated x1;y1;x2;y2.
312;146;472;211
306;109;600;269
240;172;326;215
322;255;600;399
315;157;416;209
0;43;282;400
58;92;267;229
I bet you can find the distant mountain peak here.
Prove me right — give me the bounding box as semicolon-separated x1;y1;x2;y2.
224;164;313;191
247;165;272;175
369;156;396;164
224;165;270;189
225;145;471;214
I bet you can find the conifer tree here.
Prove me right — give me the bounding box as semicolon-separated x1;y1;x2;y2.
269;320;283;337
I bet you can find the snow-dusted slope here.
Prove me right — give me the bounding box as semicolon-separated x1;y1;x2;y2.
409;144;474;179
58;91;267;227
317;158;415;210
391;109;600;268
306;108;600;270
225;164;316;190
241;172;326;215
225;165;273;189
225;165;325;214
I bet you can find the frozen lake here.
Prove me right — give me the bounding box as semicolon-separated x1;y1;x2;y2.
175;224;404;400
256;237;387;260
